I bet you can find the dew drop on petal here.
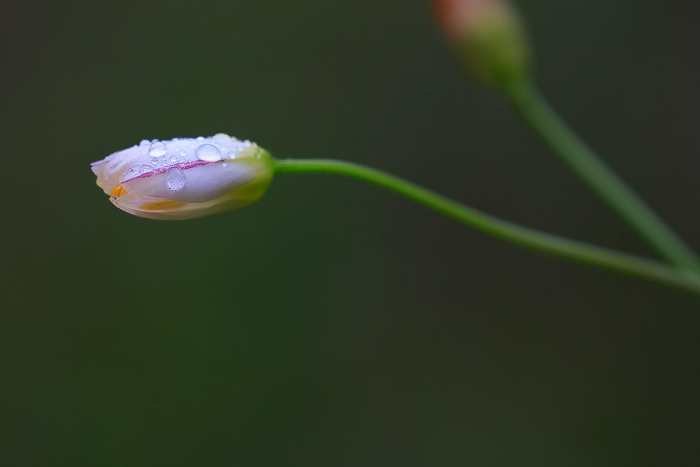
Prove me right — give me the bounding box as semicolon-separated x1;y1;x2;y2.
120;164;153;182
151;158;159;165
170;155;178;162
226;151;238;159
195;144;222;162
179;150;187;156
165;167;186;191
121;167;137;179
149;141;168;157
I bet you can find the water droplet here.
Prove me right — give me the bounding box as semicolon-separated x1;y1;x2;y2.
151;158;159;165
140;139;150;146
160;156;168;166
165;167;186;191
222;162;228;167
196;136;205;142
120;164;153;182
226;151;238;159
195;144;222;162
179;150;187;156
213;133;230;141
170;155;178;163
149;141;167;157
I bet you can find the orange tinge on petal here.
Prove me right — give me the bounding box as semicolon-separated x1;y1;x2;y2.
110;184;128;197
140;200;188;211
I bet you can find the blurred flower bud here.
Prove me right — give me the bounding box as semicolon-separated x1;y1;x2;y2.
91;134;274;220
432;0;531;93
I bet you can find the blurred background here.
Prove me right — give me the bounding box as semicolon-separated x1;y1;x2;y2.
2;0;700;465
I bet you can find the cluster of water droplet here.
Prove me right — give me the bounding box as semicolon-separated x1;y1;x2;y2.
117;134;254;191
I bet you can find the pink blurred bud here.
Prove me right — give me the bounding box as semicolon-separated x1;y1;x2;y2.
431;0;531;94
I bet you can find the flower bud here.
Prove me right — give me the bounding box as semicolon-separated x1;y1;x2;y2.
432;0;530;94
91;134;274;220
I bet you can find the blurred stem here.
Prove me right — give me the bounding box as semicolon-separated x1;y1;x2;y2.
507;83;700;275
274;159;700;296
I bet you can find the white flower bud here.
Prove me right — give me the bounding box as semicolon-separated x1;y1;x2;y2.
91;134;274;220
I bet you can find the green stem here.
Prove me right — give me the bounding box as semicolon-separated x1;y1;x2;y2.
508;83;700;275
274;158;700;296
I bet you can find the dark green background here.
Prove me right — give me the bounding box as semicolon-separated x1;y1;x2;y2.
2;0;700;465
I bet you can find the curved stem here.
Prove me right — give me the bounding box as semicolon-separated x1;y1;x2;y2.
507;83;700;275
274;158;700;296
